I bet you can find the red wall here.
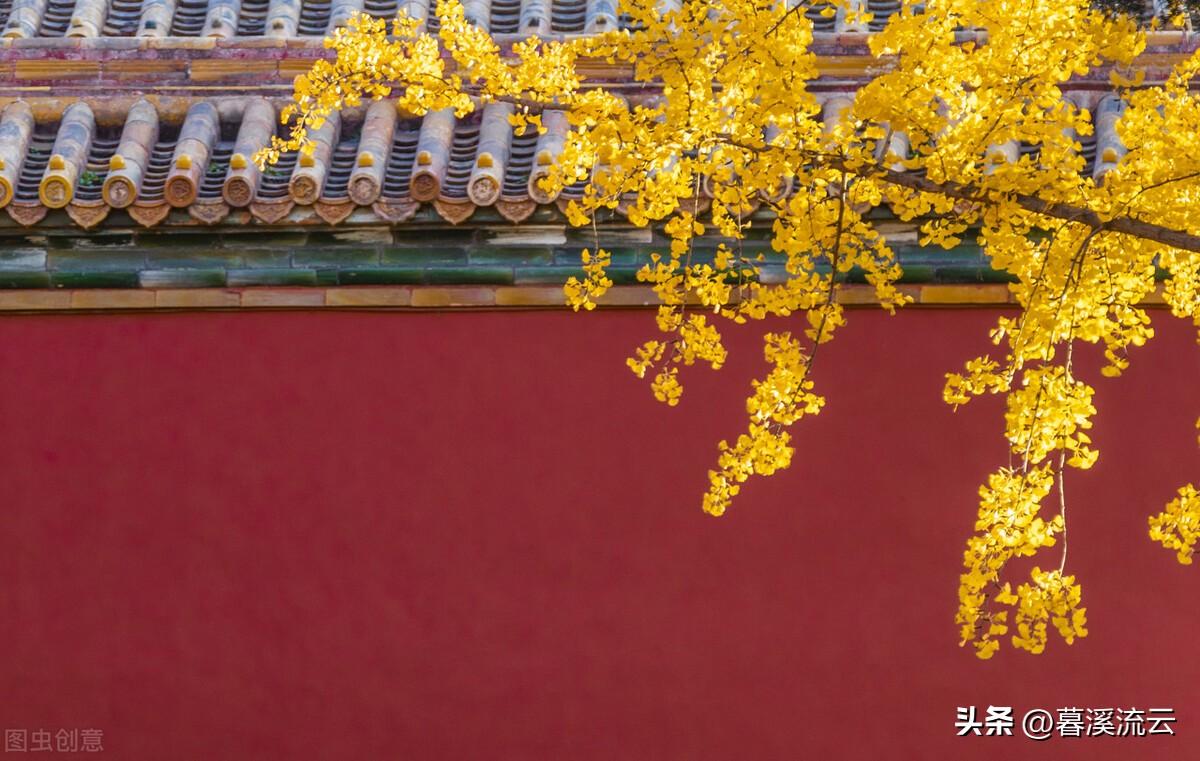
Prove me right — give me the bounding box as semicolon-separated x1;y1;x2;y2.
0;307;1197;759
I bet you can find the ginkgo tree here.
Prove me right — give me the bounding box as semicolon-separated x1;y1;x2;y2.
258;0;1200;659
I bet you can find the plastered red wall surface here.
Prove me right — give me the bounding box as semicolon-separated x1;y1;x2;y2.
0;308;1197;760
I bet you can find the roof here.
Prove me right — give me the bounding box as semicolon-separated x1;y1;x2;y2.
0;97;578;229
0;87;1134;231
0;0;912;40
0;4;1192;307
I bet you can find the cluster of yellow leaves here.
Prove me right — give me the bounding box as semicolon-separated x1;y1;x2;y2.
950;357;1101;658
959;478;1088;660
272;0;1200;658
1149;484;1200;565
564;248;613;311
957;466;1062;658
625;310;727;406
1010;568;1089;656
1003;366;1098;468
705;332;823;516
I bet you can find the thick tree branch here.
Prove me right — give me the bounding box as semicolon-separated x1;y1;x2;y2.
712;132;1200;253
851;161;1200;254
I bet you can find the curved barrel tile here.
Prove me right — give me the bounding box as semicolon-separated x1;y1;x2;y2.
875;125;910;171
265;0;301;37
224;98;275;208
984;140;1019;173
463;0;489;27
410;108;456;202
202;0;241;37
519;0;549;35
821;95;854;136
103;99;159;209
527;109;568;204
165;101;220;208
66;0;110;37
584;0;616;33
288;112;340;205
398;0;429;28
2;0;50;38
348;100;397;206
0;102;35;209
836;0;868;32
467;102;513;207
327;0;364;29
1093;95;1126;182
137;0;175;35
39;102;96;210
